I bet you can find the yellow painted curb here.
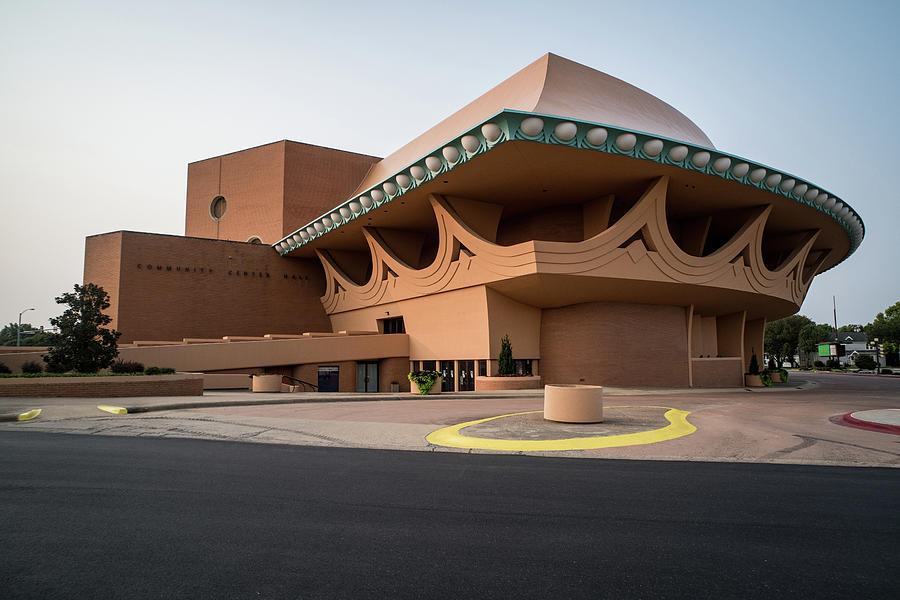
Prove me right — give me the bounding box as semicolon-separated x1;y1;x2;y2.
426;406;696;451
97;405;128;415
17;409;41;422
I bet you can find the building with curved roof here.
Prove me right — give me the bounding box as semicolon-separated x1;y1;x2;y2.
75;53;862;390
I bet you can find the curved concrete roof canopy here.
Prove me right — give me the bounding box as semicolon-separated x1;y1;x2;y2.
350;53;713;198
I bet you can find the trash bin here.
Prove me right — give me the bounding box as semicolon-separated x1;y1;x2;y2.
390;382;400;393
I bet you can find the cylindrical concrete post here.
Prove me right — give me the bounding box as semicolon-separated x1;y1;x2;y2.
543;384;604;423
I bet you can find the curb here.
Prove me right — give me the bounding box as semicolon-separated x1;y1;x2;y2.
839;413;900;435
0;409;42;422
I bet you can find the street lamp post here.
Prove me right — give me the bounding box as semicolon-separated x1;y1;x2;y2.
17;308;35;347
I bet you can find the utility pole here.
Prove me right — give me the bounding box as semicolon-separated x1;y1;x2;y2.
17;307;35;346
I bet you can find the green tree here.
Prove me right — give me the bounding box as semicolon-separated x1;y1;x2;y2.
0;323;57;346
498;334;514;375
798;322;834;366
867;301;900;366
837;324;864;333
43;283;120;373
765;315;814;367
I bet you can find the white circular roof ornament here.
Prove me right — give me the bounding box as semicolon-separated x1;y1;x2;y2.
732;163;750;178
292;234;303;244
322;217;333;228
554;122;578;141
766;173;782;188
668;145;689;162
371;189;385;203
425;156;442;172
461;135;480;153
749;168;767;183
410;165;426;180
643;139;664;156
586;127;608;146
805;188;819;202
692;152;711;167
349;201;362;214
713;157;731;172
481;123;501;142
360;196;373;209
780;178;796;192
396;174;411;188
306;226;317;237
615;133;637;151
442;146;460;163
339;207;351;219
299;230;309;241
793;183;808;197
383;182;397;196
330;212;342;224
520;117;544;136
314;222;324;233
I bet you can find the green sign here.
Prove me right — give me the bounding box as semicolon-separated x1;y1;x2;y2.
818;344;832;357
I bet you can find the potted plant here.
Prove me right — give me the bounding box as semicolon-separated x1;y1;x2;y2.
408;370;442;395
745;351;764;387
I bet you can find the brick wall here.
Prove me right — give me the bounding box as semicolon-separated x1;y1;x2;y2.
85;231;331;343
691;358;743;387
0;375;203;398
185;141;380;245
540;302;690;387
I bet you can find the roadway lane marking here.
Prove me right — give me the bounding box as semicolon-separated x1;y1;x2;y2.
426;406;696;451
17;409;41;421
97;405;128;415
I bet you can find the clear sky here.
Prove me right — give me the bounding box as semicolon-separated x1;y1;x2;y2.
2;0;898;330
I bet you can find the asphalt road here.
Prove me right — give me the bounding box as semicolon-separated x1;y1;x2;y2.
1;432;897;599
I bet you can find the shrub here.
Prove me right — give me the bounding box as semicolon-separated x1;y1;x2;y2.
779;368;789;383
813;360;825;369
748;352;760;375
0;362;10;374
498;334;514;375
853;355;876;370
111;360;145;374
881;368;894;375
408;370;441;395
760;371;773;387
826;358;839;369
21;361;43;374
44;361;66;373
145;366;176;375
767;358;777;371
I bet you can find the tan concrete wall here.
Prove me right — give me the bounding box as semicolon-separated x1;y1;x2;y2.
486;287;541;362
691;358;743;387
85;231;331;343
744;318;766;373
330;287;490;360
716;311;746;358
0;374;203;398
475;376;542;391
540;302;690;387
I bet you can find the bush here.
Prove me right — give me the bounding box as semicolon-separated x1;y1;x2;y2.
748;352;760;375
21;361;43;374
145;366;176;375
0;362;10;374
813;360;825;369
408;370;441;394
853;355;876;370
760;371;773;387
498;334;514;375
826;358;840;369
767;358;777;371
111;360;145;374
881;368;894;375
779;368;789;383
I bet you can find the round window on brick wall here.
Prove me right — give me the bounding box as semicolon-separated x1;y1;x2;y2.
210;196;227;220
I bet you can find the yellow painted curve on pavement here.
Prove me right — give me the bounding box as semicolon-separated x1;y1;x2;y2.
17;409;41;422
426;406;696;451
97;405;128;415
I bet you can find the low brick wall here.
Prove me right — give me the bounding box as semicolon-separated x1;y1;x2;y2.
691;358;743;388
475;375;542;391
0;374;204;398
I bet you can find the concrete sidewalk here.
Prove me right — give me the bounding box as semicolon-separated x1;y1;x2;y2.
2;372;897;467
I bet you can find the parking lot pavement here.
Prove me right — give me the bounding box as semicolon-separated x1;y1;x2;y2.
1;371;898;466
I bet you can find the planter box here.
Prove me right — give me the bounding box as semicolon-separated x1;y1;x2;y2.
410;376;441;395
744;374;764;387
475;375;542;391
544;384;604;423
0;374;203;398
252;374;282;393
770;372;783;383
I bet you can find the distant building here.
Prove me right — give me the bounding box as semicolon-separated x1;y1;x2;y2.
74;54;864;390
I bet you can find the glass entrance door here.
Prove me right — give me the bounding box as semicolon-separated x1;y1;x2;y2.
356;362;378;392
439;360;455;392
457;360;474;391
